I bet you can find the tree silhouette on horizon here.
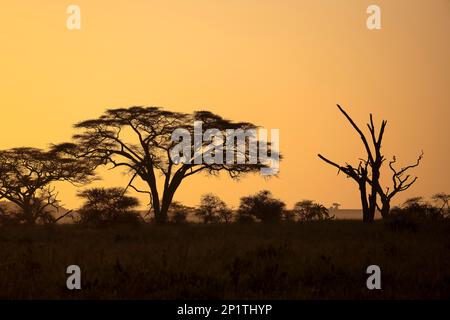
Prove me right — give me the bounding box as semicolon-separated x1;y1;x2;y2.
318;104;423;222
0;147;95;224
54;106;279;224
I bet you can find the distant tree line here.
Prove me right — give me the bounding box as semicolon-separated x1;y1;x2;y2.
72;188;335;226
71;189;448;226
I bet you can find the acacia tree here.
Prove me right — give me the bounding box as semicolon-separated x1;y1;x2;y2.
331;203;341;210
0;147;95;225
237;190;285;223
77;187;142;225
196;193;232;224
55;106;278;224
293;200;334;221
432;193;449;217
168;201;190;224
318;104;422;222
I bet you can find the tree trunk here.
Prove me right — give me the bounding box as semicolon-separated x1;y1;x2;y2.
367;193;376;222
154;209;167;224
359;182;372;223
22;205;36;225
368;166;380;222
380;201;390;219
157;197;170;224
144;175;166;224
152;199;167;224
158;173;185;225
159;182;181;224
151;190;174;224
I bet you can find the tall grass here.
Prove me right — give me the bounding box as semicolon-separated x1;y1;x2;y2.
0;221;449;299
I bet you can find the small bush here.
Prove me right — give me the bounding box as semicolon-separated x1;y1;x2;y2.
293;200;334;221
384;208;420;232
384;197;444;231
196;194;232;224
237;190;285;223
169;202;190;224
76;187;142;226
236;212;255;224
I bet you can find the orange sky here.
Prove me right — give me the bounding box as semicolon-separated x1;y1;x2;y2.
0;0;449;210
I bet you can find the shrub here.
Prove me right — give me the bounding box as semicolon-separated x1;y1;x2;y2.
237;190;285;223
293;200;334;221
432;193;449;218
236;213;255;224
398;197;440;220
384;207;420;232
195;194;232;223
384;197;444;231
169;202;190;224
76;187;142;226
282;210;296;222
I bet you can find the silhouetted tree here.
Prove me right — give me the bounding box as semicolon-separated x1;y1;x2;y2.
55;107;278;224
169;201;190;224
374;152;423;218
432;193;449;217
195;193;231;223
219;207;234;224
77;187;142;225
403;197;425;208
237;190;285;223
293;200;334;221
318;105;384;222
0;147;95;225
332;202;341;210
282;210;296;222
389;196;440;221
236;211;256;224
319;104;422;222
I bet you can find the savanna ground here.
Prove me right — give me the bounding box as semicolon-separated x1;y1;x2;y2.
0;221;449;299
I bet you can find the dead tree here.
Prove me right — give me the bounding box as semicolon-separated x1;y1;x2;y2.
373;152;424;218
319;104;423;221
318;155;373;222
318;105;386;222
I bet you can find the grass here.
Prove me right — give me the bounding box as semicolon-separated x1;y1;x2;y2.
0;221;449;299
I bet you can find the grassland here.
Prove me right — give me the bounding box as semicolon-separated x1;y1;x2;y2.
0;221;449;299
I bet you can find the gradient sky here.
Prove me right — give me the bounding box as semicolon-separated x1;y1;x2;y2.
0;0;449;211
